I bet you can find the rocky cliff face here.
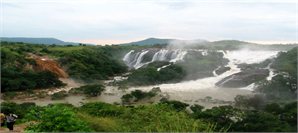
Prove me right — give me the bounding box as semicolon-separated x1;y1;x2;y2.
33;57;69;78
215;69;269;88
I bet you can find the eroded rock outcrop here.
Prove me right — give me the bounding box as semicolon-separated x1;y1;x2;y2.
29;55;68;78
216;69;269;88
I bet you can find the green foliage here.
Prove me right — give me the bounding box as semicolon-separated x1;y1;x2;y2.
257;74;296;101
69;84;105;97
192;105;240;131
0;102;37;120
118;104;210;132
26;105;91;132
178;51;228;80
126;63;186;85
190;102;297;132
51;91;68;100
1;69;65;92
271;47;297;77
1;43;128;93
121;89;157;104
264;103;283;115
256;48;297;101
121;94;134;103
80;102;125;117
232;111;291;132
59;48;127;80
2;101;296;132
190;104;204;113
160;100;189;112
1;45;65;92
282;101;298;131
77;112;120;132
2;91;17;100
234;94;265;109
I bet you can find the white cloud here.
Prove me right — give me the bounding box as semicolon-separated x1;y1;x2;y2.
1;0;297;44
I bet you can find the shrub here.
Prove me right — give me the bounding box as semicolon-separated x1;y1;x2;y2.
26;105;91;132
69;84;105;97
160;100;189;112
51;91;68;100
121;89;158;104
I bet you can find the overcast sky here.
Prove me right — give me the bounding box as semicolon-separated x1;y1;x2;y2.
1;0;297;44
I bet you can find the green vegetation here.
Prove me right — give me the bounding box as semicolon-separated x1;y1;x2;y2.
121;89;158;104
271;47;297;77
1;100;295;132
1;42;297;132
1;45;65;92
51;91;68;100
125;62;186;85
256;47;297;101
26;104;91;132
178;51;228;80
122;51;228;85
69;84;105;97
160;100;189;112
1;43;128;92
58;48;127;80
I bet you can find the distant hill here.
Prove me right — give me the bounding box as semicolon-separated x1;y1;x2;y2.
121;38;175;46
0;37;78;45
121;37;209;46
120;38;298;50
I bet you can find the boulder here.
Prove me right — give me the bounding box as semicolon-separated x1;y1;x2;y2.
215;66;231;75
216;69;269;88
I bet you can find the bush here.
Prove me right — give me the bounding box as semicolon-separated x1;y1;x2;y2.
60;48;127;80
118;104;211;132
126;63;186;85
160;100;189;112
80;102;125;117
1;46;65;92
121;89;158;104
51;91;68;100
70;84;105;97
26;105;91;132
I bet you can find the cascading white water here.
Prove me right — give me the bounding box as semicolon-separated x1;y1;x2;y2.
122;49;280;106
266;69;276;81
170;50;188;62
264;62;276;81
129;50;279;92
122;49;188;69
123;49;279;92
157;64;171;71
133;50;149;69
123;50;134;64
152;49;169;61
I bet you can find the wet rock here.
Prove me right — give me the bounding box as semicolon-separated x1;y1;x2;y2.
216;69;269;88
215;66;231;75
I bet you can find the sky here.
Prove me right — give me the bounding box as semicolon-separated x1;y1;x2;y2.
1;0;297;44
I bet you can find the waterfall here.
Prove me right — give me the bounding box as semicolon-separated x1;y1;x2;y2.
123;49;188;69
152;49;168;61
123;50;134;64
170;50;188;62
133;50;149;69
265;63;276;81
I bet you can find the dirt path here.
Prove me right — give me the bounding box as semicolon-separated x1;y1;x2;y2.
0;123;27;133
